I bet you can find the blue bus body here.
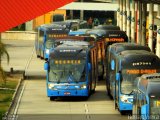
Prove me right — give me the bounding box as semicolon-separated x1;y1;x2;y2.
109;50;160;113
132;73;160;120
44;41;97;100
106;43;151;96
35;24;69;59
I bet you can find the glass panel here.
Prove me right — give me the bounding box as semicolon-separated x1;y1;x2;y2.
49;59;86;83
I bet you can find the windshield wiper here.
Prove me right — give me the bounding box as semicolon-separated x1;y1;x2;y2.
51;70;59;83
128;90;134;95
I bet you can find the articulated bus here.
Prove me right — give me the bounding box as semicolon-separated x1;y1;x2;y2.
44;41;98;100
86;29;106;80
109;50;160;113
35;24;69;59
45;36;96;59
106;43;151;96
132;73;160;120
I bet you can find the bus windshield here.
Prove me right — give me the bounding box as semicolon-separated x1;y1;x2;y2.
121;69;141;94
49;59;86;83
150;96;160;115
45;39;55;49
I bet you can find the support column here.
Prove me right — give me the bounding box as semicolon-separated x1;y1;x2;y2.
156;26;160;58
126;0;131;41
70;10;73;19
123;0;126;32
117;0;120;27
158;5;160;17
148;3;154;51
120;0;123;30
131;0;135;43
80;0;84;20
141;3;147;46
137;1;142;44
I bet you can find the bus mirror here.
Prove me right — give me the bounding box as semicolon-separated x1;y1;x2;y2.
88;63;91;71
44;62;49;70
141;104;149;118
111;60;115;70
116;73;120;81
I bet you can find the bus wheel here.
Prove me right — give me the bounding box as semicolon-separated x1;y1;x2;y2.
114;100;118;110
50;97;56;101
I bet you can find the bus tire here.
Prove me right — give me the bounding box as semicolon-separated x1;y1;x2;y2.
50;97;56;101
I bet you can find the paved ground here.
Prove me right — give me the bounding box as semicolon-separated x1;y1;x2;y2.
2;40;130;120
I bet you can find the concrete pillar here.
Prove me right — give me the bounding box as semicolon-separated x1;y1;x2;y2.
70;10;73;19
120;0;123;30
131;0;135;43
25;20;33;31
141;3;147;46
156;26;160;58
137;1;142;44
117;0;120;26
80;10;84;20
123;0;126;32
126;0;131;41
158;5;160;17
148;3;154;52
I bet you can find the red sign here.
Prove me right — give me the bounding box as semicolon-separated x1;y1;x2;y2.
0;0;74;32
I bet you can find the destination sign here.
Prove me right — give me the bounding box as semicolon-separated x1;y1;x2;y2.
48;34;68;38
105;38;124;42
55;60;81;64
126;69;157;74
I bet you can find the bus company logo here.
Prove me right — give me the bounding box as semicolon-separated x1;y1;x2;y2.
105;38;124;42
132;62;151;66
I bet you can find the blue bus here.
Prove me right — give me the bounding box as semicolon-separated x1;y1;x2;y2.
44;41;97;100
68;29;90;36
132;73;160;120
35;24;69;59
45;36;96;60
109;50;160;113
106;43;151;96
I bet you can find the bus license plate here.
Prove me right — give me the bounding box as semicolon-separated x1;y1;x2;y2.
64;92;70;95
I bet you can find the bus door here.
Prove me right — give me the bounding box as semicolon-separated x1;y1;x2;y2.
90;47;98;91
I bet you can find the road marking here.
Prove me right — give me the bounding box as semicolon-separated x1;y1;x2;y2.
13;82;26;115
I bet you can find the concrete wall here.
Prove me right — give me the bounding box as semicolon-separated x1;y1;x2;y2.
1;31;37;40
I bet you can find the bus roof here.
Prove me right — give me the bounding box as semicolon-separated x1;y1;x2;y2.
109;43;151;55
86;29;106;37
49;44;88;59
93;25;120;31
38;24;69;33
137;73;160;95
118;50;160;68
69;29;90;36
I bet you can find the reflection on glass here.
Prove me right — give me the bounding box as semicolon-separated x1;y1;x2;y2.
49;59;85;83
150;96;160;115
121;69;141;94
46;39;55;49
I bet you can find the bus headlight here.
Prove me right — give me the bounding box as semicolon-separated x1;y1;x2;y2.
80;84;87;89
48;83;54;89
45;49;50;54
120;95;133;104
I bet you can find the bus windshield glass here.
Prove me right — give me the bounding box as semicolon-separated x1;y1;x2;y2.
121;69;141;94
45;39;55;49
49;59;86;83
150;96;160;115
